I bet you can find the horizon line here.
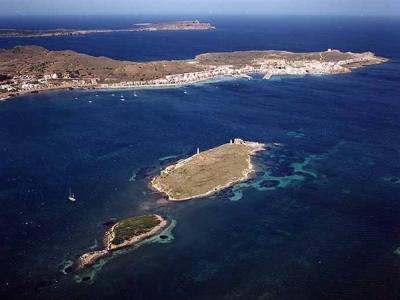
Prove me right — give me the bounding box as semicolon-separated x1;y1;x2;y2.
0;13;399;18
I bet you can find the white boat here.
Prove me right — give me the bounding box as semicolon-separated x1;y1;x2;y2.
134;92;138;97
68;188;76;202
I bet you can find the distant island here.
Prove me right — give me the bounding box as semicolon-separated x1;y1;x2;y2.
152;139;266;201
75;214;168;270
0;45;387;100
0;20;215;38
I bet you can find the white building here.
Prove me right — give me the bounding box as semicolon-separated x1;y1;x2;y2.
0;84;14;91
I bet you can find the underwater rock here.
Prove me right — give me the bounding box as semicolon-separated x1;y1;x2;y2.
34;280;53;292
135;167;155;180
102;219;117;227
258;180;280;188
218;187;235;198
293;171;315;180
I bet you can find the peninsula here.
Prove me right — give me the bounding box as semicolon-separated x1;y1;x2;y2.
75;214;168;270
0;20;215;38
151;139;266;201
0;46;387;101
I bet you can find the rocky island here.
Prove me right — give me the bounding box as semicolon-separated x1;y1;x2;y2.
0;46;387;100
0;20;215;38
75;214;168;270
151;139;266;201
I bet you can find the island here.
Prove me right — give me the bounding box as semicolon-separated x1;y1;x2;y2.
75;214;168;270
151;139;266;201
0;20;215;38
0;45;387;101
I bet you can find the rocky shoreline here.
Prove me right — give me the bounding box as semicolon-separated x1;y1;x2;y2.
74;214;168;271
151;139;266;201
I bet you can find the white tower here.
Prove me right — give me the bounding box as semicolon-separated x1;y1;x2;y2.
197;147;200;155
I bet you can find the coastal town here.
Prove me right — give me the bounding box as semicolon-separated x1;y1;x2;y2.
100;50;379;88
0;47;387;101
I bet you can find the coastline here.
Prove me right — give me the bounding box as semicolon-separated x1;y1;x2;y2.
75;214;168;270
0;86;88;101
0;63;388;102
151;141;266;201
0;74;247;102
0;47;388;102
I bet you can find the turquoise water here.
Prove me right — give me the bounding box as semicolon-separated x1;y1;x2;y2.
0;16;400;300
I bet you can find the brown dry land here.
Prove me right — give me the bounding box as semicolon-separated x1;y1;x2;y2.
0;46;386;82
0;20;215;38
196;50;374;65
0;46;387;100
0;45;203;81
151;140;265;201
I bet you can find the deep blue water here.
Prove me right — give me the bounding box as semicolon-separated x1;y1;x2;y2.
0;16;400;300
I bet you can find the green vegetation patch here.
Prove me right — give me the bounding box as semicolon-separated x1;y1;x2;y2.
112;215;160;245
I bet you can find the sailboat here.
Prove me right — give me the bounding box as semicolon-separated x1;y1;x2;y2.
68;188;76;202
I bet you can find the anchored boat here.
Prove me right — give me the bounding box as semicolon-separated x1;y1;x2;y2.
68;188;76;202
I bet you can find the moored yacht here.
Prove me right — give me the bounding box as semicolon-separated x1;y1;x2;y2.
68;188;76;202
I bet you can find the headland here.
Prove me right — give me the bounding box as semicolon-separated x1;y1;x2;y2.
0;46;387;101
151;139;266;201
75;214;168;270
0;20;215;38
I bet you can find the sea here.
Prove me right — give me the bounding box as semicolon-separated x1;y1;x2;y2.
0;15;399;300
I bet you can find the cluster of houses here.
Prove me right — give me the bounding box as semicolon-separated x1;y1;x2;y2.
99;65;261;89
0;72;98;94
99;56;362;90
1;51;377;98
258;59;350;79
0;84;14;92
